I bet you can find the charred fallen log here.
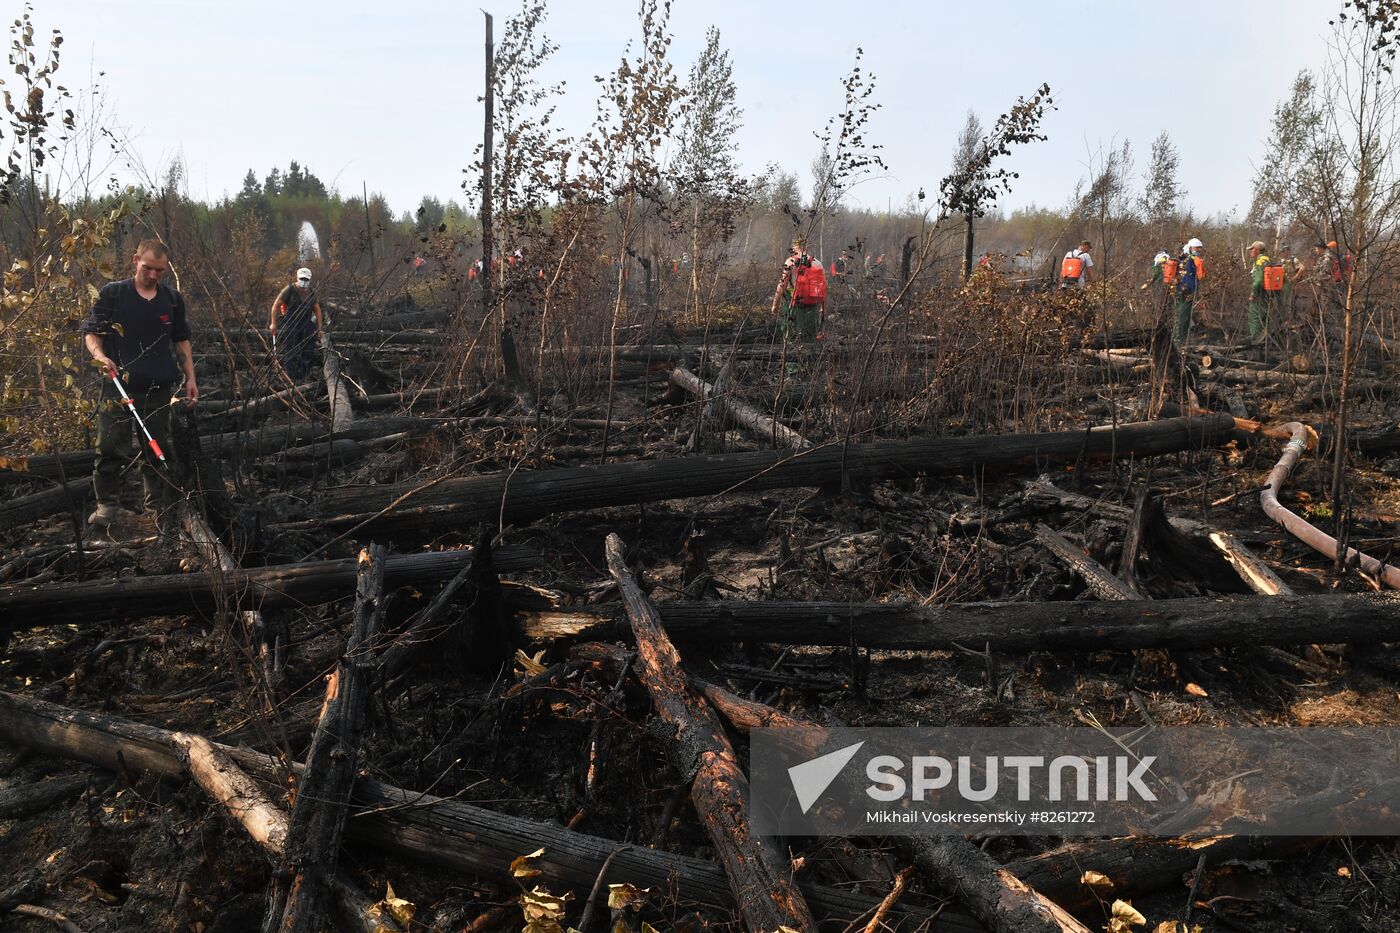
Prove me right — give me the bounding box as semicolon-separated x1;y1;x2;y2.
514;592;1400;652
0;546;536;629
0;691;978;931
604;533;815;931
0;478;90;535
1005;835;1317;914
304;414;1236;533
669;366;810;449
2;415;441;486
574;641;1085;933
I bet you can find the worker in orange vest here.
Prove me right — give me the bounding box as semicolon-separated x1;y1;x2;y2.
1141;250;1175;310
1059;241;1094;288
1173;238;1205;345
1247;240;1284;344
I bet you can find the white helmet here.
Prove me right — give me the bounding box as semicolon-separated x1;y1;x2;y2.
1153;251;1169;264
1185;237;1204;250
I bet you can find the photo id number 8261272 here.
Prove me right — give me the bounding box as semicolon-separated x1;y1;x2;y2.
1029;811;1097;824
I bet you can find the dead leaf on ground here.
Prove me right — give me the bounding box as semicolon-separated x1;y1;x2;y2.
1081;869;1115;893
607;882;649;911
511;847;546;878
1107;899;1147;932
515;648;549;677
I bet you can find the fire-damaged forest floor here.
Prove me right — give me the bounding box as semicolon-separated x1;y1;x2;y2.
3;301;1400;933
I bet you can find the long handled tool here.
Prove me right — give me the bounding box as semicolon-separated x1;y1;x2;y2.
107;368;169;470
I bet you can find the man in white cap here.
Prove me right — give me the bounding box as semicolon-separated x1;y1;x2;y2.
269;266;325;378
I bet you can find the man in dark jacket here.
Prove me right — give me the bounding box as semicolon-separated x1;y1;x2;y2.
270;266;324;378
81;239;197;530
1173;237;1205;345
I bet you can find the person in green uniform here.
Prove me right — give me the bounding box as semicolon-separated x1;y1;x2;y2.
1246;240;1275;344
771;235;827;373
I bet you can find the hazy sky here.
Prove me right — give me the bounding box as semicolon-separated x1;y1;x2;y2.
26;0;1336;221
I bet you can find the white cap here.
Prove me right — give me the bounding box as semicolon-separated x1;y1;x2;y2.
1154;251;1169;264
296;267;312;281
1185;237;1204;250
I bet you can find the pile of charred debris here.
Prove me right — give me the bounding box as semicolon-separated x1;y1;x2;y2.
2;302;1399;933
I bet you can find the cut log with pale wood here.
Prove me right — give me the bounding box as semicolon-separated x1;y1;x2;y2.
0;545;536;629
0;690;979;930
174;732;288;856
172;732;402;933
178;501;282;692
305;414;1236;533
1034;525;1143;601
320;333;356;433
603;532;814;932
1209;531;1294;596
1024;479;1248;593
265;544;386;933
670;365;809;449
514;592;1400;652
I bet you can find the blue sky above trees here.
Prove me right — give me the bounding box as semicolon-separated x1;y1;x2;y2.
33;0;1330;219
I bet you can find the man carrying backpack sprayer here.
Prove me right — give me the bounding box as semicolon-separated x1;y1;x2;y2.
270;266;325;379
82;238;197;533
1247;240;1284;348
771;235;827;373
1059;240;1094;288
1141;249;1177;311
1173;237;1206;346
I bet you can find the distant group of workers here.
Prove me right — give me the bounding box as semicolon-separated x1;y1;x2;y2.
1056;236;1354;348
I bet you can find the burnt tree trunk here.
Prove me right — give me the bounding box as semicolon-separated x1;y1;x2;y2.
0;545;535;629
603;533;815;932
0;691;977;930
903;837;1090;933
514;592;1400;652
264;545;386;933
670;366;809;449
306;414;1236;533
